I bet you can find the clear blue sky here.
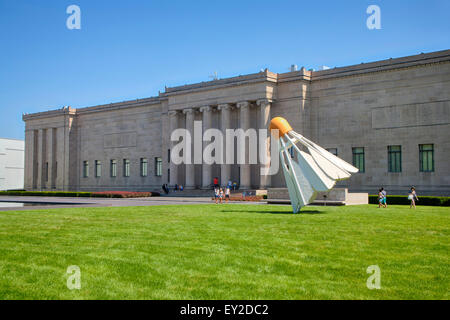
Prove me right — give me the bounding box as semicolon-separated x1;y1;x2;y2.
1;0;449;139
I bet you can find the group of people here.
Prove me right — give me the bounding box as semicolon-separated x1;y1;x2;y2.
213;177;232;204
213;177;238;191
214;186;231;204
161;183;183;194
377;188;388;208
378;186;419;209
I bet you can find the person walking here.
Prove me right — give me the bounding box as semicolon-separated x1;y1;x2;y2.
409;187;419;209
213;177;219;189
381;187;387;208
219;188;224;204
378;188;384;208
225;186;231;203
214;187;220;204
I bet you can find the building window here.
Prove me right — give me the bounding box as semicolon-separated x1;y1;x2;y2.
140;158;148;177
95;160;102;177
155;157;162;176
45;162;49;182
83;161;89;178
168;149;171;163
388;146;402;173
419;144;434;172
110;160;117;177
168;169;170;183
352;147;365;173
123;159;130;177
326;148;338;156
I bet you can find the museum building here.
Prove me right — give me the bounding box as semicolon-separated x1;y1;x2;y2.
22;50;450;195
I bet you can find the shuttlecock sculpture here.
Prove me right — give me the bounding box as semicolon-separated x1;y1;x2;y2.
269;117;358;213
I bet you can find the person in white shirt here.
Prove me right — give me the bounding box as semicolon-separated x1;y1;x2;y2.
409;187;419;209
214;187;220;204
225;186;231;203
219;188;224;204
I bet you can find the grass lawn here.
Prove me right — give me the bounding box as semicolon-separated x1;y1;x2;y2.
0;204;448;300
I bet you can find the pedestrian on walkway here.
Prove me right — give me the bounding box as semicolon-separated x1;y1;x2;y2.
225;186;231;203
409;187;419;209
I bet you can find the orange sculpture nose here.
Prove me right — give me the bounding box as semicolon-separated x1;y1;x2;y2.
269;117;293;137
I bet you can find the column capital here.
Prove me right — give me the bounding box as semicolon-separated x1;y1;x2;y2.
182;108;195;115
236;101;250;109
168;110;178;117
218;103;232;111
199;105;212;113
256;98;272;107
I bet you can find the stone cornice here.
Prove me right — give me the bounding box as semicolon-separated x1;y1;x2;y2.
164;70;278;96
311;49;450;81
23;97;163;121
22;106;76;121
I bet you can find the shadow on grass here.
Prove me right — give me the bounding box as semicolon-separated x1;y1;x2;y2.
219;209;326;215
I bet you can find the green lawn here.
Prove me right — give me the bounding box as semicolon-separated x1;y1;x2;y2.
0;204;448;300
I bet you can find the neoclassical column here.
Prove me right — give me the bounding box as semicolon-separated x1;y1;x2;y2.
46;127;56;190
236;101;251;189
200;106;212;189
168;110;179;186
257;99;272;189
31;129;39;190
218;103;232;186
37;128;47;190
183;108;195;189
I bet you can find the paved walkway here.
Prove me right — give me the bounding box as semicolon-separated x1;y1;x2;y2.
0;196;264;211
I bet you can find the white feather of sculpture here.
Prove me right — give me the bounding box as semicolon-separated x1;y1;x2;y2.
277;130;358;213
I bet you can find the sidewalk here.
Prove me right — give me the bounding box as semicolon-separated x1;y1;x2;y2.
0;196;263;211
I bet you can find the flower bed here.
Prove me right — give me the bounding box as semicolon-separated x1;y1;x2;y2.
91;191;153;198
211;195;264;202
0;190;160;198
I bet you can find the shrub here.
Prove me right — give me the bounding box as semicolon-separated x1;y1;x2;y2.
211;195;264;202
369;195;450;206
0;190;155;198
0;191;90;197
91;191;152;198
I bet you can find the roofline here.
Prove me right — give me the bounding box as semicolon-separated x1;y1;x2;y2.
22;49;450;121
311;49;450;81
0;137;25;142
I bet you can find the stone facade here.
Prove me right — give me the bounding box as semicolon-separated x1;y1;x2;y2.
23;50;450;195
